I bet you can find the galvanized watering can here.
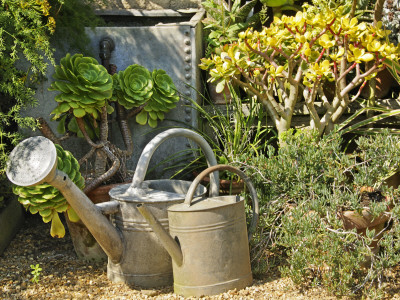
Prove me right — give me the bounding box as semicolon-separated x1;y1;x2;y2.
137;164;259;297
6;128;219;288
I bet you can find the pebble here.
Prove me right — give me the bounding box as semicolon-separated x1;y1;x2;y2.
2;215;399;299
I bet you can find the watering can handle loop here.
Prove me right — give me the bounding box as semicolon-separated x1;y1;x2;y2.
185;164;259;241
129;128;219;197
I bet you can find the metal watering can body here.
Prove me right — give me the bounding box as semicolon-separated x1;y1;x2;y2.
6;128;219;288
106;179;207;287
137;165;259;297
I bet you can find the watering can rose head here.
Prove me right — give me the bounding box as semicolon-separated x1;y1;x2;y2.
12;144;84;238
49;53;114;120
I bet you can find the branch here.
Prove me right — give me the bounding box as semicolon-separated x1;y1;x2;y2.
83;145;121;193
38;117;61;145
76;117;102;148
115;103;134;157
232;76;281;125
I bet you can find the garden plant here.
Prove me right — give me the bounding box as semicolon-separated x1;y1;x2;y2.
12;144;84;238
244;128;400;297
40;53;180;193
200;6;400;139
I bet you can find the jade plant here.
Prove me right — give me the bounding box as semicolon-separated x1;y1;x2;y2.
200;7;400;140
201;0;264;58
40;53;179;192
12;144;84;238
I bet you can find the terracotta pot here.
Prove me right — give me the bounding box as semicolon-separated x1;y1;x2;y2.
207;81;233;104
339;191;392;255
360;68;395;99
66;183;125;261
196;173;245;195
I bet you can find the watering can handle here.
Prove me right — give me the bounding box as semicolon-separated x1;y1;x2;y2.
184;164;259;241
129;128;219;197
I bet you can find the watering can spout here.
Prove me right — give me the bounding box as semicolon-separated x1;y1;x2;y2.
6;136;124;264
48;170;124;263
137;204;183;266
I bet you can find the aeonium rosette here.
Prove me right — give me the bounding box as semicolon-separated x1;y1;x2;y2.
49;53;114;120
12;144;84;238
135;69;180;128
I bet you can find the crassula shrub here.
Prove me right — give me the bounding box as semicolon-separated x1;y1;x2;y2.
245;129;400;297
200;7;400;138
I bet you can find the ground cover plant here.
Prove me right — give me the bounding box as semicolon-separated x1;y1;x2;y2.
244;129;400;297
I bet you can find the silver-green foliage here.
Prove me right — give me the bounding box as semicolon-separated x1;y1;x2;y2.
12;144;84;238
246;129;400;297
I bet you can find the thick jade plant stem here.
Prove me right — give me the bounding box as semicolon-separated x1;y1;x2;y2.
200;8;400;140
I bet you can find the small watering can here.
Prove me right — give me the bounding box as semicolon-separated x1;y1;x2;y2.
137;164;259;297
6;128;220;288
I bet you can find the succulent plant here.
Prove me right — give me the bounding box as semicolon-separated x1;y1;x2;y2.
136;69;180;128
49;53;114;120
112;64;154;109
12;144;84;238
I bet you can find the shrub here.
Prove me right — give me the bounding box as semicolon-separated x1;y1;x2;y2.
245;129;400;297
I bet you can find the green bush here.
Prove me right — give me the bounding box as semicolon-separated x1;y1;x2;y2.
245;129;400;297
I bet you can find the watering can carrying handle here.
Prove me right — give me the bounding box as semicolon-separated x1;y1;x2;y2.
129;128;219;197
184;164;259;241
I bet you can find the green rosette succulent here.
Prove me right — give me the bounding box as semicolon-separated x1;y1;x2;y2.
12;144;84;238
112;64;154;109
49;53;114;120
136;69;180;128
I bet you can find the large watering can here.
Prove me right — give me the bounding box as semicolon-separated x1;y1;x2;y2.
6;128;219;288
137;164;259;297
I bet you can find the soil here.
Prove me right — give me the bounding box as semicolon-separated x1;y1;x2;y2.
1;213;400;300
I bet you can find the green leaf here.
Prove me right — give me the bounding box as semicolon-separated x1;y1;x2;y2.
67;208;80;222
73;108;86;118
136;110;148;125
148;117;158;128
216;80;226;93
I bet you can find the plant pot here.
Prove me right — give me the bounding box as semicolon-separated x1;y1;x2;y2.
207;81;233;104
0;198;24;255
65;183;124;261
339;188;392;256
340;208;390;255
196;173;245;195
360;68;395;99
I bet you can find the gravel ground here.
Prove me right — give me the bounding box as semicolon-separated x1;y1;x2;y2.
0;214;399;300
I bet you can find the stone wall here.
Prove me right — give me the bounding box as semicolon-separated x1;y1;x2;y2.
93;0;202;10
